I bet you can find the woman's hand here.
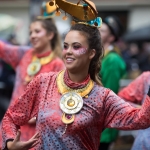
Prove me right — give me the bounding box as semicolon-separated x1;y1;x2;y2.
7;130;39;150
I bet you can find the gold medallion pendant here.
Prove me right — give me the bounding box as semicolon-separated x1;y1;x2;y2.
57;70;94;135
27;61;41;76
24;51;55;84
60;92;83;114
60;92;83;134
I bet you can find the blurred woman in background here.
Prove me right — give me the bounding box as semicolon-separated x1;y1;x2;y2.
0;2;64;148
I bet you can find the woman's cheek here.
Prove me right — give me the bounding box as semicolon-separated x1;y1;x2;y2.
62;49;67;57
37;30;46;37
73;48;87;56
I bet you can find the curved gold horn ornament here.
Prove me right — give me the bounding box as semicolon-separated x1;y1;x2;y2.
49;0;98;21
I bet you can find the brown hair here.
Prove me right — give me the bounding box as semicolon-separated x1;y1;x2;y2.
70;23;104;86
32;18;62;57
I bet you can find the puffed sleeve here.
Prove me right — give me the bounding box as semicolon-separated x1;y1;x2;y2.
103;90;150;130
1;74;42;149
0;41;30;69
118;71;150;104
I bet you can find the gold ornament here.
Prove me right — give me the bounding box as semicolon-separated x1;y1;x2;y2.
27;61;41;76
57;70;94;97
60;92;83;114
24;51;55;84
49;0;55;6
62;15;68;20
50;0;98;21
56;70;94;135
62;113;75;124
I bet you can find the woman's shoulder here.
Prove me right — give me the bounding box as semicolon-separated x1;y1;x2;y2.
93;83;112;96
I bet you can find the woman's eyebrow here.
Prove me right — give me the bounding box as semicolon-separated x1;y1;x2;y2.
72;42;81;45
63;42;68;45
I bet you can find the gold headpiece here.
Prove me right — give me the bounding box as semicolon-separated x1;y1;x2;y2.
37;1;57;19
48;0;102;28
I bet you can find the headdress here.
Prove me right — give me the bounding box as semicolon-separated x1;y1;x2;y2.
37;1;57;19
48;0;102;28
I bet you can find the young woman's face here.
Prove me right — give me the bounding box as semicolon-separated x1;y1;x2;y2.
63;30;95;73
29;21;51;51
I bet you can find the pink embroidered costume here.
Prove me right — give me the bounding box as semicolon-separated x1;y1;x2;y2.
118;71;150;150
0;41;64;145
1;71;150;150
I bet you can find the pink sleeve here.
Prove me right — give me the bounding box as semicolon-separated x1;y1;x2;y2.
118;72;150;104
1;74;42;149
104;90;150;130
0;41;29;69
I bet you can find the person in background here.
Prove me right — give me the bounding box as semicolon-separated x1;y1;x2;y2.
0;1;64;149
99;16;126;150
118;71;150;150
1;1;150;150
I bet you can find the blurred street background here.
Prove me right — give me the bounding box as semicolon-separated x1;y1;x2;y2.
0;0;150;149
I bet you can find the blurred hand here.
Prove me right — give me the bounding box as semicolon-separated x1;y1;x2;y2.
7;130;39;150
28;117;36;125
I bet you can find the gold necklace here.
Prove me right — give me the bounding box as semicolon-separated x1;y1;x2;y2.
24;51;55;84
32;51;55;65
57;70;94;97
56;70;94;135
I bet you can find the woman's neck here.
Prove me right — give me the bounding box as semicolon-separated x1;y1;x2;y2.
67;70;89;83
33;44;52;55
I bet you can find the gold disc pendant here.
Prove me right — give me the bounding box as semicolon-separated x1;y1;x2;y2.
60;92;83;114
27;61;41;76
61;113;75;124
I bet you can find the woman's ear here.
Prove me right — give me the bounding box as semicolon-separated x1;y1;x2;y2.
47;32;54;41
89;49;96;60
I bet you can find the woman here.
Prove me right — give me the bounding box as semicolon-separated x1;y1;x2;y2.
118;71;150;150
0;16;64;145
1;0;150;149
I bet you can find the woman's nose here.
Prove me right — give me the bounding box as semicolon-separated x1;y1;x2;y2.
30;32;36;38
66;47;72;53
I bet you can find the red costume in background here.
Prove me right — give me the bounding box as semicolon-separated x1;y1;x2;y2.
118;72;150;150
0;41;64;147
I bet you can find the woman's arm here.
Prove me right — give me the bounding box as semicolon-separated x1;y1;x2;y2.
0;41;30;69
104;89;150;130
1;74;42;149
118;71;150;104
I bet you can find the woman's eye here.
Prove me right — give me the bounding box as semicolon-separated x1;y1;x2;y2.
63;45;68;50
73;46;80;50
35;29;40;34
